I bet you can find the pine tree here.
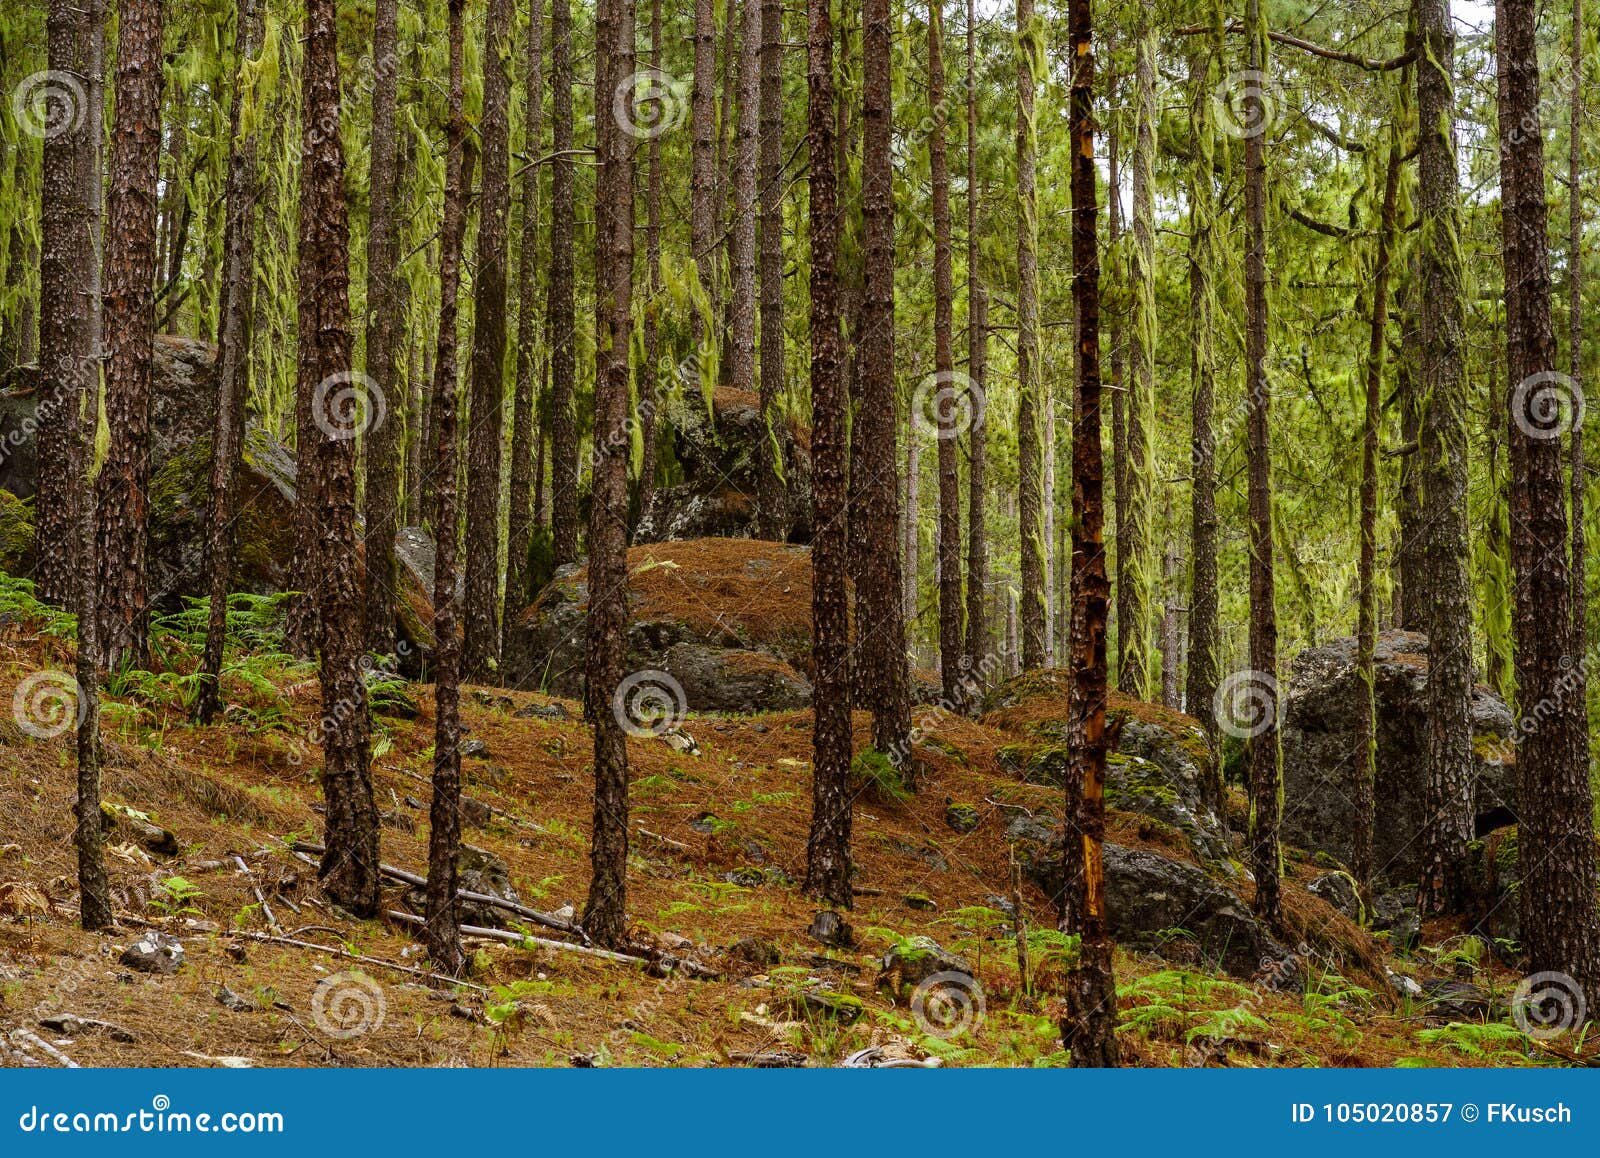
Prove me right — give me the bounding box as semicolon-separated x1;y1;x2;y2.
962;0;988;684
548;0;579;566
803;0;853;909
929;0;961;703
756;0;787;540
1496;0;1600;1004
300;0;381;917
426;0;471;978
1014;0;1046;669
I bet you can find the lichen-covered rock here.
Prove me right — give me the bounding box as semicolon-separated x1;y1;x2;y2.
404;843;521;928
508;538;816;713
637;388;812;544
878;935;973;992
121;931;184;975
1281;630;1517;884
0;488;35;574
1307;871;1364;923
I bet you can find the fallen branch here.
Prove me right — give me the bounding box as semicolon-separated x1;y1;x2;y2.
385;910;651;966
11;1030;78;1068
235;855;281;935
288;840;584;941
223;928;488;992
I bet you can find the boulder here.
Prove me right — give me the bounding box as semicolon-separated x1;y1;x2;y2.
0;335;219;501
1306;871;1363;923
1280;630;1517;884
878;935;973;992
404;844;521;928
120;931;184;975
508;538;815;712
638;388;812;544
1012;827;1287;979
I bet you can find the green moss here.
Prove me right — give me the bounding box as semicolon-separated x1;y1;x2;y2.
851;747;911;804
944;801;981;834
0;489;36;574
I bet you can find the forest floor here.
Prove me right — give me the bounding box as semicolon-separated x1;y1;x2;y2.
0;582;1584;1068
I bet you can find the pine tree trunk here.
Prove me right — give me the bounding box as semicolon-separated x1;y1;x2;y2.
1184;42;1220;783
1107;113;1132;689
1497;0;1600;1002
37;0;99;609
729;0;760;416
692;0;718;318
583;0;636;950
858;0;911;766
300;0;381;918
803;0;854;909
1014;0;1046;670
196;0;264;724
1414;0;1474;916
756;0;786;540
1569;0;1586;656
96;0;166;672
361;0;404;658
1060;0;1117;1064
1354;132;1402;906
639;0;662;519
426;0;471;977
1242;0;1281;929
928;0;961;701
504;0;545;663
548;0;579;566
1121;18;1157;699
463;0;514;681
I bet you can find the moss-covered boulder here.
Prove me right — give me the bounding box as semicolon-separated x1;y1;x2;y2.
637;387;813;545
507;537;815;711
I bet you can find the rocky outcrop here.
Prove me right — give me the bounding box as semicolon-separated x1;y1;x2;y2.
1280;631;1517;885
508;538;815;711
637;388;812;545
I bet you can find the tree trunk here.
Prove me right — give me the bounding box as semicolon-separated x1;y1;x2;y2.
1414;0;1474;916
729;0;760;422
504;0;545;662
1354;131;1402;905
1241;0;1281;929
929;0;961;701
1184;43;1220;786
300;0;381;918
803;0;853;909
1569;0;1586;657
360;0;405;658
854;0;911;767
37;0;100;609
463;0;514;682
1497;0;1600;1003
756;0;787;539
639;0;662;520
1060;0;1117;1065
1121;17;1156;699
583;0;636;951
426;0;471;978
1014;0;1046;670
548;0;579;566
196;0;264;724
692;0;718;323
96;0;166;671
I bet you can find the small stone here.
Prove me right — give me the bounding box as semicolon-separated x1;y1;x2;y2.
514;702;571;721
728;937;782;968
1307;871;1364;923
944;801;981;835
120;932;183;975
879;935;973;990
214;984;256;1013
460;739;489;758
224;943;248;964
903;893;937;912
1386;970;1424;999
461;796;493;828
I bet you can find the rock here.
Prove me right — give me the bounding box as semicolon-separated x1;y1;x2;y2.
1280;630;1517;883
214;985;256;1013
904;894;937;912
784;989;863;1024
460;739;489;759
1464;824;1522;949
879;936;973;991
944;801;981;834
728;937;782;968
1386;970;1424;999
0;489;34;574
405;844;521;927
513;701;570;721
636;387;812;544
100;803;179;858
660;642;812;713
806;910;854;948
460;796;493;828
38;1014;136;1042
1307;871;1364;923
506;538;815;715
120;932;184;975
1419;979;1496;1021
